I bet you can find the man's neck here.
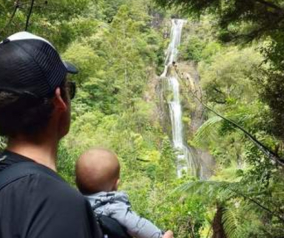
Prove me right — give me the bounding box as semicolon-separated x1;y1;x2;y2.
7;136;58;171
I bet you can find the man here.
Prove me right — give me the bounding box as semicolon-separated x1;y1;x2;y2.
0;32;174;238
0;31;102;238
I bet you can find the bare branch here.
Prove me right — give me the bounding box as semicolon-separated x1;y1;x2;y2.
255;0;283;11
25;0;35;31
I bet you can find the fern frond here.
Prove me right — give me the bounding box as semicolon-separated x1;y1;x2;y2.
0;137;6;150
222;207;244;238
192;116;223;146
176;180;237;200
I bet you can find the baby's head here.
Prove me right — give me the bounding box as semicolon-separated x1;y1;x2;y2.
75;148;120;195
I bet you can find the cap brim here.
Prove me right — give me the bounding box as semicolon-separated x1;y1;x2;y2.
64;61;78;74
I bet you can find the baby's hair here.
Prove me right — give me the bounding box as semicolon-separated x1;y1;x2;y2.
75;148;120;195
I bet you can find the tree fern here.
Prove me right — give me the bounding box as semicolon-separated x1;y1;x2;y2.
176;180;278;237
176;180;284;222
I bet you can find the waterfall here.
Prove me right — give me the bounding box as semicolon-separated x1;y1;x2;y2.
161;19;199;177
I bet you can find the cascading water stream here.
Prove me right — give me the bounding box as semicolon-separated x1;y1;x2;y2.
161;19;199;178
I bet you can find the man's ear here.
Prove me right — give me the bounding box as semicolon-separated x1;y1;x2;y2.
53;87;68;111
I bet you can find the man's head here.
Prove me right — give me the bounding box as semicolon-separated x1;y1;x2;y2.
0;32;77;139
76;148;120;195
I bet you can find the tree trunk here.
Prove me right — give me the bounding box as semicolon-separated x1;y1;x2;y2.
212;205;227;238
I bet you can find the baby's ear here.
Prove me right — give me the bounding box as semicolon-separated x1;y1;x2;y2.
114;179;120;191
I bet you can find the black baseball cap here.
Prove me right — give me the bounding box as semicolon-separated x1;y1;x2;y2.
0;31;78;98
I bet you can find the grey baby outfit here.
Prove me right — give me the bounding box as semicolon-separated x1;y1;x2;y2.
86;191;163;238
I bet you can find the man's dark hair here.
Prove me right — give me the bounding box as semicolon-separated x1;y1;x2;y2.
0;82;67;138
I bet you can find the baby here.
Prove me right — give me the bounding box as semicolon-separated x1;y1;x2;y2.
76;148;164;238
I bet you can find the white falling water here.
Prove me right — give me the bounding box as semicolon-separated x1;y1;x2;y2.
161;19;198;177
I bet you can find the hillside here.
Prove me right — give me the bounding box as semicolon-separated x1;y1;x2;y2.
0;0;283;237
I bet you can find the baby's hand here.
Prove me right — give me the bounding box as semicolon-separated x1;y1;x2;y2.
163;230;174;238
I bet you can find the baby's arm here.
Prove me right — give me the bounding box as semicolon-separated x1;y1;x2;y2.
107;202;163;238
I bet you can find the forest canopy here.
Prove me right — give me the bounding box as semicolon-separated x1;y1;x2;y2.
0;0;284;237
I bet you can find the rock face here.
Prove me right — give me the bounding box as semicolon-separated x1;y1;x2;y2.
158;58;215;179
159;19;201;177
150;19;215;179
177;61;215;179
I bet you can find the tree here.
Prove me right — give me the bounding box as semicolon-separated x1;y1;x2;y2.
154;0;284;42
155;0;284;141
199;47;262;104
0;0;96;50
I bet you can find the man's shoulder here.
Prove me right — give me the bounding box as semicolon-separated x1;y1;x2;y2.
1;172;85;205
0;172;102;238
0;173;92;224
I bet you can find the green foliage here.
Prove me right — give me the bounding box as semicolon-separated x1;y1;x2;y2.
199;47;263;104
94;0;127;22
156;138;176;182
154;0;284;43
192;116;222;148
222;208;246;238
258;70;284;139
179;19;222;63
180;36;206;62
63;3;284;237
155;0;284;142
1;0;284;237
177;173;284;237
0;0;96;50
176;15;284;236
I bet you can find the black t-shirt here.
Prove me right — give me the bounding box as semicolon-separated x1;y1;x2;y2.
0;150;102;238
